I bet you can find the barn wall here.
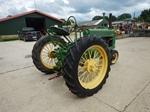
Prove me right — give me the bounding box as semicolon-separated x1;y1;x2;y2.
0;12;62;35
0;17;26;35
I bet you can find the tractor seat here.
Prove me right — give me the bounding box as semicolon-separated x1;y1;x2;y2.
50;26;70;36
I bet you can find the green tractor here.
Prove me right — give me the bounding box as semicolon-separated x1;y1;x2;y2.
32;13;119;97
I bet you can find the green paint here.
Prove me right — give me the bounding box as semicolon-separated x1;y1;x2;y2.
45;14;117;71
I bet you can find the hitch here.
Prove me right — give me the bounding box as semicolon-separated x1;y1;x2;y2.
48;71;62;80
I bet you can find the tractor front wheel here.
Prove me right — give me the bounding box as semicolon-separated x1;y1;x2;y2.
110;50;119;65
32;35;66;74
63;35;111;97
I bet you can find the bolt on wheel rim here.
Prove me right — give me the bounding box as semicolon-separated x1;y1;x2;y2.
78;45;108;89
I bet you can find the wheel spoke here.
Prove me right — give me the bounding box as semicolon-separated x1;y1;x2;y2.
50;58;54;66
45;45;50;51
42;56;49;61
49;43;53;50
42;51;48;54
79;61;85;67
41;53;47;56
46;58;50;65
79;61;84;64
81;56;86;61
43;56;49;61
44;57;49;64
43;47;49;52
83;52;88;60
49;58;54;66
78;68;84;73
93;50;99;58
90;73;94;81
85;73;90;83
52;59;55;66
50;43;55;50
88;49;92;59
79;71;87;79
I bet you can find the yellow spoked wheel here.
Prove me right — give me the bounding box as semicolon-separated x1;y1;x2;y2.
111;50;119;65
63;36;110;97
32;36;65;74
78;45;108;89
40;42;57;69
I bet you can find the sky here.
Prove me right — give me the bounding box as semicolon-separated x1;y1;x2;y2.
0;0;150;22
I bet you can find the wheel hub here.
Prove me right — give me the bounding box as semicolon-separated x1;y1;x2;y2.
48;51;55;58
83;59;97;73
112;53;117;61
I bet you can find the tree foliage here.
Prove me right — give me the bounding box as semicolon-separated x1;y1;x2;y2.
92;15;108;21
140;9;150;22
60;18;75;25
117;13;132;21
133;16;143;22
60;18;66;25
92;16;103;20
112;15;117;22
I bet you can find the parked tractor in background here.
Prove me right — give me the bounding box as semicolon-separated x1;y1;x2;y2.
32;13;119;97
122;19;135;34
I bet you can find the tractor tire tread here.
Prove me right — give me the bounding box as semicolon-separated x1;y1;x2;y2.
32;35;66;74
63;35;111;97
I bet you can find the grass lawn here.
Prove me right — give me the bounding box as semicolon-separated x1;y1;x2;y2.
0;36;19;42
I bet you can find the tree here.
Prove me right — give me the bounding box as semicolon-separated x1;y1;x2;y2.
112;15;117;22
60;18;66;25
7;15;12;17
92;16;103;20
60;19;75;25
117;13;132;21
92;15;108;21
140;9;150;22
67;19;75;25
133;16;144;22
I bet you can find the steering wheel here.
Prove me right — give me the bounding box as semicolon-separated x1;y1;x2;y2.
66;16;77;33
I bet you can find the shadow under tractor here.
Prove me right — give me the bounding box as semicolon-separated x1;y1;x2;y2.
32;13;119;97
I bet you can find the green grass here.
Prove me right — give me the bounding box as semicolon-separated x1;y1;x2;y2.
0;36;19;42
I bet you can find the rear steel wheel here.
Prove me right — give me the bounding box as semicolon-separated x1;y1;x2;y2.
63;35;110;97
32;35;65;74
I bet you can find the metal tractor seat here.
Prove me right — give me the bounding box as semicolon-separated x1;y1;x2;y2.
50;26;70;36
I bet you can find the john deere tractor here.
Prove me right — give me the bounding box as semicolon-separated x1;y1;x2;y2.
32;13;119;97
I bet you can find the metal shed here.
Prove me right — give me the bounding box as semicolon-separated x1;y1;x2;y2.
78;19;108;30
0;10;63;35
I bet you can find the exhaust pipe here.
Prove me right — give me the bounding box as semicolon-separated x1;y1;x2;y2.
109;13;112;29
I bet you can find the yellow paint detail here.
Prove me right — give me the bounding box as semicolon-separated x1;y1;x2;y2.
111;52;118;64
78;45;108;89
40;42;57;69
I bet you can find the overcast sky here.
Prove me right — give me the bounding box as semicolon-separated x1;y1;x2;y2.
0;0;150;22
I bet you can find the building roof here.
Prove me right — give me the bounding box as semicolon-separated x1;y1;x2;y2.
0;10;63;23
112;21;124;25
78;19;103;27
